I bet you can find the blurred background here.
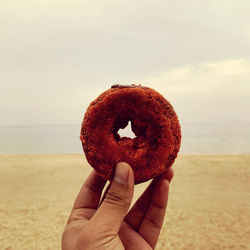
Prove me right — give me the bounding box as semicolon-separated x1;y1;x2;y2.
1;0;250;154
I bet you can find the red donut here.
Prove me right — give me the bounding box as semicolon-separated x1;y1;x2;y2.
80;84;181;184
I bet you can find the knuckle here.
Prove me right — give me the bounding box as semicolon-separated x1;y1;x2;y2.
145;216;162;230
104;187;129;207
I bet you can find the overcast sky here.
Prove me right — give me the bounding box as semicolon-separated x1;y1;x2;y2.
1;0;250;126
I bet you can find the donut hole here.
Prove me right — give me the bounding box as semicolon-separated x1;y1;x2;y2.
118;121;136;139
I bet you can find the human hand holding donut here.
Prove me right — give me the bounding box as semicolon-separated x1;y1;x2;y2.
62;162;174;250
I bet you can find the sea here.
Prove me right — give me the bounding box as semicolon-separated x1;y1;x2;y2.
0;121;250;154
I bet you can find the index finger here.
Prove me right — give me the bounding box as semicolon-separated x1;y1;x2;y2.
139;178;170;248
124;167;174;230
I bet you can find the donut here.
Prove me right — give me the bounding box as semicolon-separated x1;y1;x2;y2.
80;84;181;184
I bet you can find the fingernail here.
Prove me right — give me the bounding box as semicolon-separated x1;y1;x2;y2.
114;162;129;184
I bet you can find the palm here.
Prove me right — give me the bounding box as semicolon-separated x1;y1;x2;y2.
63;208;151;250
62;167;173;250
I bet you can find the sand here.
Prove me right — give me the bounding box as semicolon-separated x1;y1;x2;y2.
0;154;250;250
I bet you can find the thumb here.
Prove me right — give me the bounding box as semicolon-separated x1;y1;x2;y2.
91;162;134;233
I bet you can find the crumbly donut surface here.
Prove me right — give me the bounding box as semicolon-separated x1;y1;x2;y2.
80;85;181;184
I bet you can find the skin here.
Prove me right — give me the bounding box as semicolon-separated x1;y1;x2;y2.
62;162;174;250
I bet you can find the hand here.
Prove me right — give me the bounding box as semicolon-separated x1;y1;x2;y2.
62;162;174;250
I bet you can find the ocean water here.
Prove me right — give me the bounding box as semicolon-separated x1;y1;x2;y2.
0;122;250;154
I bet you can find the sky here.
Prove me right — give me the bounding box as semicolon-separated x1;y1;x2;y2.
1;0;250;126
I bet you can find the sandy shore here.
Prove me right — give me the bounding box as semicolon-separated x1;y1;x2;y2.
0;154;250;250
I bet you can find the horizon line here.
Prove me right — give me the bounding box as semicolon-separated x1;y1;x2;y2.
1;120;250;128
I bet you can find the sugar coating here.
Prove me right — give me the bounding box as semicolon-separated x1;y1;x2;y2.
80;85;181;184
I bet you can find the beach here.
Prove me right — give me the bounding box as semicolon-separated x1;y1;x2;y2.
0;154;250;250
